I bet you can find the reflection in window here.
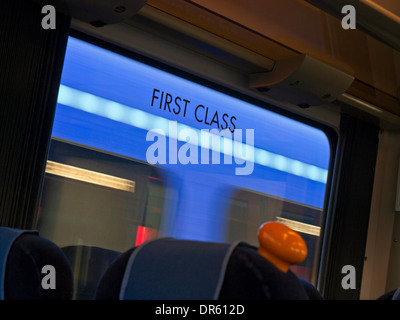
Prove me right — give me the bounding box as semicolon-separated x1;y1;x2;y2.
37;139;165;299
226;188;323;283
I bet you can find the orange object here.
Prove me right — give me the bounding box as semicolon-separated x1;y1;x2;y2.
257;221;307;273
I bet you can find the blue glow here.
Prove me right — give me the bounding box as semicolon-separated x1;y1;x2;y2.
51;37;332;241
57;85;329;183
129;109;149;129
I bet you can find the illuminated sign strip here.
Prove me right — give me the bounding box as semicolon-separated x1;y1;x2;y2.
56;85;328;183
45;160;135;192
276;217;321;236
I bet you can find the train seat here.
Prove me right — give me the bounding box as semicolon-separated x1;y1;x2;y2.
0;227;74;300
377;288;400;300
95;222;323;300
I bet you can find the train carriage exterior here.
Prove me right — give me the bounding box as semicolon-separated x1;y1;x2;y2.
0;0;400;302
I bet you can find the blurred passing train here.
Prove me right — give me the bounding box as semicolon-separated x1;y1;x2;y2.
1;0;400;301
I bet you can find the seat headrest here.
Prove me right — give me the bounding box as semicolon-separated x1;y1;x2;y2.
0;227;74;300
120;238;239;300
96;237;316;300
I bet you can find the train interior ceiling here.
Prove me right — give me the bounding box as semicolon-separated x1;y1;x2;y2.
1;0;400;300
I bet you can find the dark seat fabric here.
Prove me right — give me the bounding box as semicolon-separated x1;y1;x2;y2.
95;238;321;300
299;278;324;300
377;288;400;300
0;227;73;300
218;244;318;300
120;238;238;300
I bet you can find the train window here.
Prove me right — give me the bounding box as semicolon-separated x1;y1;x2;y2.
37;36;332;299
